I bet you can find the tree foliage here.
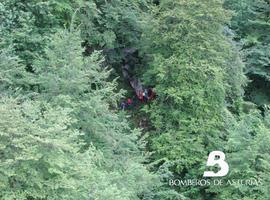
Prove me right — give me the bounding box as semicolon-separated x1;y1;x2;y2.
208;108;270;200
138;0;255;199
0;27;158;199
79;0;148;49
225;0;270;105
0;97;94;199
1;0;270;199
0;0;82;66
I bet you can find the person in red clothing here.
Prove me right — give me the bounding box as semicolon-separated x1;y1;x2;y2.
138;91;144;101
127;98;133;105
127;98;134;109
148;88;156;100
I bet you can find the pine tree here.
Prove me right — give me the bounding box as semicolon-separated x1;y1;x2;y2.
0;0;82;66
225;0;270;106
140;0;245;198
0;46;27;92
0;29;158;199
79;0;148;49
0;97;94;199
208;108;270;200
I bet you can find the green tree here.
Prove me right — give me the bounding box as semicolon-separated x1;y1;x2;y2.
78;0;150;72
0;46;27;92
225;0;270;106
208;108;270;200
79;0;148;50
0;0;82;67
0;97;95;199
0;28;159;199
139;0;245;198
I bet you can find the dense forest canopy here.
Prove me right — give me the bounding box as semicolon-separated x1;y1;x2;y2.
0;0;269;199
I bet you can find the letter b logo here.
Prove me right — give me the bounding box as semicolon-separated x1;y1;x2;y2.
203;151;229;177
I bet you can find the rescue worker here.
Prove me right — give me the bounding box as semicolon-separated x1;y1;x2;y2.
120;101;127;110
148;88;156;100
138;91;144;101
142;89;149;102
127;98;133;109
